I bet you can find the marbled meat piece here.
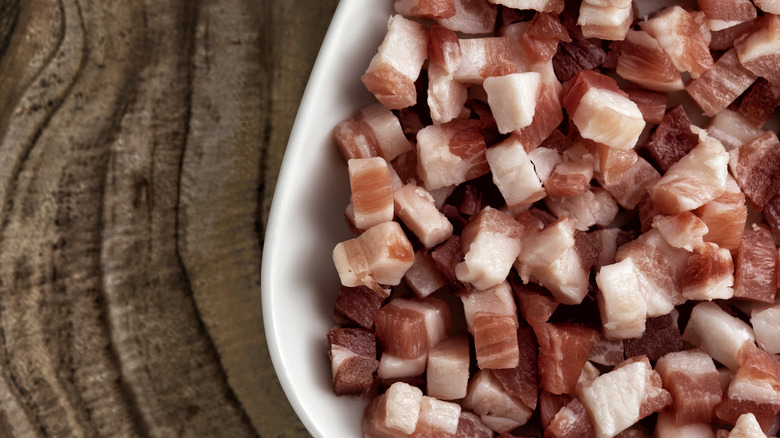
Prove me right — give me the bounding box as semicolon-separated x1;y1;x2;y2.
589;336;625;367
484;72;541;134
453;36;516;84
545;188;619;231
694;175;747;252
473;313;521;370
734;14;780;88
734;78;780;128
427;335;470;400
734;224;777;303
750;303;780;354
486;135;546;209
427;24;468;125
462;369;535;433
362;15;429;109
717;343;780;432
648;126;729;215
514;75;565;152
431;235;475;296
596;257;648;340
625;88;666;125
416;119;489;191
437;0;498;34
577;1;633;41
640;6;714;79
554;38;606;83
512;280;559;329
680;242;736;301
461;280;518;333
545;398;596;438
404;250;446;298
596;144;638;186
349;157;395;230
578;356;672;438
363;381;424;437
726;413;768;438
729;131;780;211
334;103;412;161
540;391;573;430
412;396;461;437
333;285;385;330
394;182;453;248
681;301;756;371
653;410;716;438
536;322;599;395
623;313;684;362
516;12;571;65
328;327;379;396
705;108;764;152
545;143;595;198
652;211;708;252
492;325;539;409
394;0;456;19
710;18;756;51
697;0;757;31
454;411;494;438
686;49;757;117
643;105;698;173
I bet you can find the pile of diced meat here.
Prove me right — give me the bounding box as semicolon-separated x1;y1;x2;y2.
328;0;780;437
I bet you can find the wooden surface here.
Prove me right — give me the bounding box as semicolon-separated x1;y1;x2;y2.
0;0;338;436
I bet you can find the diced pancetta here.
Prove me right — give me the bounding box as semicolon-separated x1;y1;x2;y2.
654;411;716;438
416;119;489;191
404;250;446;298
486;135;546;209
643;105;699;172
328;327;379;396
394;0;456;19
349;157;395;230
427;335;470;400
717;343;780;432
655;349;722;424
461;280;518;333
681;301;756;371
437;0;498;35
735;78;780;129
462;369;535;433
728;131;780;211
363;381;424;437
334;104;412;161
487;0;563;14
706;108;765;152
599;155;661;210
535;322;600;394
553;36;607;83
623;313;684;362
394;182;453;248
680;242;735;301
333;285;385;330
652;211;708;252
733;224;777;303
578;1;633;41
750;303;780;354
545;398;597;438
694;175;747;252
734;14;780;87
595;258;648;340
454;37;516;84
412;396;461;437
640;6;714;79
484;72;541;134
697;0;757;31
545;143;595;198
545;188;619;231
686;49;757;117
625;88;667;125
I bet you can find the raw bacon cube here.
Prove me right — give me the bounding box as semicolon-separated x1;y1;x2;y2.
328;327;379;396
545;143;595;198
553;37;607;83
652;211;708;252
404;250;446;298
492;325;539;409
599;156;661;210
334;104;412;161
710;18;756;51
462;369;535;433
455;411;494;438
750;303;780;354
375;300;429;359
643;105;699;173
754;0;780;13
694;175;747;252
363;381;424;437
681;301;756;371
378;353;428;379
427;335;470;400
515;12;571;65
735;78;780;128
655;349;722;424
596;144;638;186
394;183;454;248
717;343;780;432
453;37;516;84
734;14;780;88
416;119;489;191
349;157;395;230
486;135;546;210
513;281;559;328
437;0;498;35
431;235;475;296
461;280;518;333
729;131;780;211
427;24;468;125
362;15;429;109
625;88;667;125
333;221;415;295
680;242;735;301
412;396;461;437
686;49;757;117
697;0;757;31
514;77;565;152
595;258;648;340
545;398;597;438
488;0;564;14
705;108;764;152
484;72;541;134
648;126;730;215
733;224;777;303
455;207;524;290
578;1;633;41
578;356;672;438
563;70;645;150
333;285;385;330
640;6;714;79
623;313;684;362
653;411;716;438
536;323;599;394
395;0;456;19
473;313;521;369
545;188;619;231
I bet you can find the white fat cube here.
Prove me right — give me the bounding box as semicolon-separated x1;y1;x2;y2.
427;336;471;400
750;303;780;354
394;183;453;248
462;369;533;433
486;136;546;209
596;258;647;340
484;72;541;134
571;87;645;150
385;382;424;434
682;301;756;370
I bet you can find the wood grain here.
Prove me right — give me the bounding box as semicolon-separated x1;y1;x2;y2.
0;0;337;436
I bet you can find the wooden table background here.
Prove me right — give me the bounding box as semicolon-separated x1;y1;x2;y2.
0;0;338;436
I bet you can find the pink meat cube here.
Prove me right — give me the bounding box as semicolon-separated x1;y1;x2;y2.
596;258;647;340
596;144;638;186
682;301;755;371
363;381;424;437
735;78;780;128
416;119;489;191
545;144;595;198
453;37;516;84
473;313;520;369
349;157;395;230
427;24;468;125
734;224;777;303
536;323;599;395
553;37;607;82
686;49;757;117
734;14;780;88
640;6;714;79
427;335;470;400
461;280;518;333
648;126;730;215
513;281;558;328
462;369;534;433
328;327;379;396
514;12;571;65
545;189;619;231
655;350;722;424
717;343;780;432
404;250;446;298
643;105;698;173
705;108;764;152
394;0;456;19
513;77;564;152
697;0;757;31
375;300;429;360
334;104;412;162
578;1;633;41
653;411;716;438
694;175;747;252
680;242;736;301
394;183;453;248
333;285;385;330
436;0;497;35
625;88;667;125
492;325;539;409
729;131;780;211
588;336;625;367
599;155;661;210
750;303;780;354
486;135;546;209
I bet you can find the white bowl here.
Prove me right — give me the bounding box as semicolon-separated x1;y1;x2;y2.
262;1;700;437
261;1;392;437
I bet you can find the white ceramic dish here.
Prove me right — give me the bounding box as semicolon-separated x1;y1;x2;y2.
262;1;720;437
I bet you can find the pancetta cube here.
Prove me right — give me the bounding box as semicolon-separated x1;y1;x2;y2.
462;369;535;433
394;183;453;248
578;1;633;41
686;49;757;117
488;0;563;14
595;258;648;340
694;175;747;252
626;88;667;125
623;313;684;362
536;323;600;395
680;242;735;301
514;76;564;152
333;285;385;330
453;37;516;84
750;303;780;354
413;396;461;437
599;155;661;210
733;224;777;303
454;411;494;438
706;108;764;152
734;14;780;87
362;15;429;109
486;135;546;209
512;12;570;65
492;325;539;409
545;188;619;231
655;350;722;424
639;6;714;79
735;78;780;128
363;381;424;437
681;301;756;371
546;398;597;438
717;343;780;432
596;144;638;186
349;157;395;230
427;24;468;125
653;411;716;438
427;335;470;400
334;104;412;161
404;250;446;298
416;119;489;191
697;0;757;31
328;327;379;396
437;0;498;35
484;72;541;134
461;280;518;333
643;105;699;172
545;143;595;198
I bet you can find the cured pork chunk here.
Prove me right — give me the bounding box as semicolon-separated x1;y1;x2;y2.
578;1;633;41
750;304;780;354
460;281;520;369
333;221;415;295
717;343;780;432
599;156;660;210
513;281;558;328
362;15;429;109
513;12;571;66
705;108;764;152
735;78;780;128
545;143;595;198
334;104;412;161
733;224;777;303
596;144;638;186
455;207;524;290
682;301;756;371
686;49;757;117
654;411;716;438
394;0;456;19
412;396;461;437
652;211;708;252
394;183;453;248
453;37;516;84
623;313;684;362
375;297;450;363
484;72;541;134
648;126;729;215
655;350;722;424
333;285;385;330
595;258;647;340
461;280;518;333
404;250;446;298
427;25;468;125
416;119;489;191
492;326;539;409
515;76;564;152
363;381;424;437
545;188;619;231
734;14;780;88
536;323;599;395
328;328;379;396
643;105;698;173
729;131;780;212
437;0;498;34
488;0;563;14
697;0;757;31
625;88;666;125
427;335;470;400
486;135;546;209
516;217;590;305
562;70;645;150
694;175;747;252
640;6;714;79
680;242;735;301
553;37;607;83
349;157;395;230
545;398;597;438
462;369;535;433
578;356;672;438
